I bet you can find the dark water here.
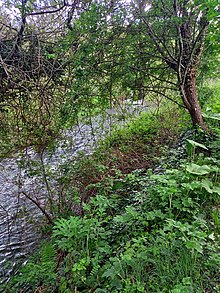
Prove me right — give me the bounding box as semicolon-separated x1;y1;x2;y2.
0;103;148;283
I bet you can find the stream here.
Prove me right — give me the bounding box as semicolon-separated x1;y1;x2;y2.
0;103;148;284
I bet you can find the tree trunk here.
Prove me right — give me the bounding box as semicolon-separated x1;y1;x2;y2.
180;66;208;131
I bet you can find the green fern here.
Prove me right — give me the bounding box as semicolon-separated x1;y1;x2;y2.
3;242;57;292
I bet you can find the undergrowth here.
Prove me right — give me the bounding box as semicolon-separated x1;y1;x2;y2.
54;107;185;206
2;107;220;292
1;81;220;293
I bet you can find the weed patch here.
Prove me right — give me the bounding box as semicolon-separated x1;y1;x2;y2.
3;130;220;292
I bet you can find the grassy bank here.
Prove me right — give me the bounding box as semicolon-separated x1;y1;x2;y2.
1;82;220;292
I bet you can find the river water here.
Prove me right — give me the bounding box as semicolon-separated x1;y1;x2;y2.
0;103;148;283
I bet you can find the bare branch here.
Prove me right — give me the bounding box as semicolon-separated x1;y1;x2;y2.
182;18;209;85
27;4;66;16
22;191;53;224
142;16;178;71
144;87;186;108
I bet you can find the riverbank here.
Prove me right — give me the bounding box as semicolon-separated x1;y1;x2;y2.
0;103;150;284
2;102;220;292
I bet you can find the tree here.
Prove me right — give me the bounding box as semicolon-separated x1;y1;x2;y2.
1;0;219;151
60;0;219;130
131;0;219;130
0;0;92;151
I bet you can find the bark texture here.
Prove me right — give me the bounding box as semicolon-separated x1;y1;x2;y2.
143;0;210;130
181;67;208;130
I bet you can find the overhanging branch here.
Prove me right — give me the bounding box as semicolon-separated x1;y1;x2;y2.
143;87;186;108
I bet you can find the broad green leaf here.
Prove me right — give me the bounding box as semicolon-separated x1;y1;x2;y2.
200;180;220;195
202;113;220;121
185;240;203;253
186;139;208;156
201;179;213;193
186;164;211;175
186;139;208;150
212;186;220;195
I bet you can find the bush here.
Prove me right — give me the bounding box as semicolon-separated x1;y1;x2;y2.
4;133;220;292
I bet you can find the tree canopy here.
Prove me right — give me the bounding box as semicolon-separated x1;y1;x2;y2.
0;0;219;151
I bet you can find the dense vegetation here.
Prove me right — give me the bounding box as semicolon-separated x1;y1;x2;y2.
2;94;220;292
0;0;219;292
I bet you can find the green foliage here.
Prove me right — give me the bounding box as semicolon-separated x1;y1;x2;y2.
186;139;208;159
1;1;220;290
103;112;159;148
202;79;220;114
5;131;220;292
2;242;57;292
